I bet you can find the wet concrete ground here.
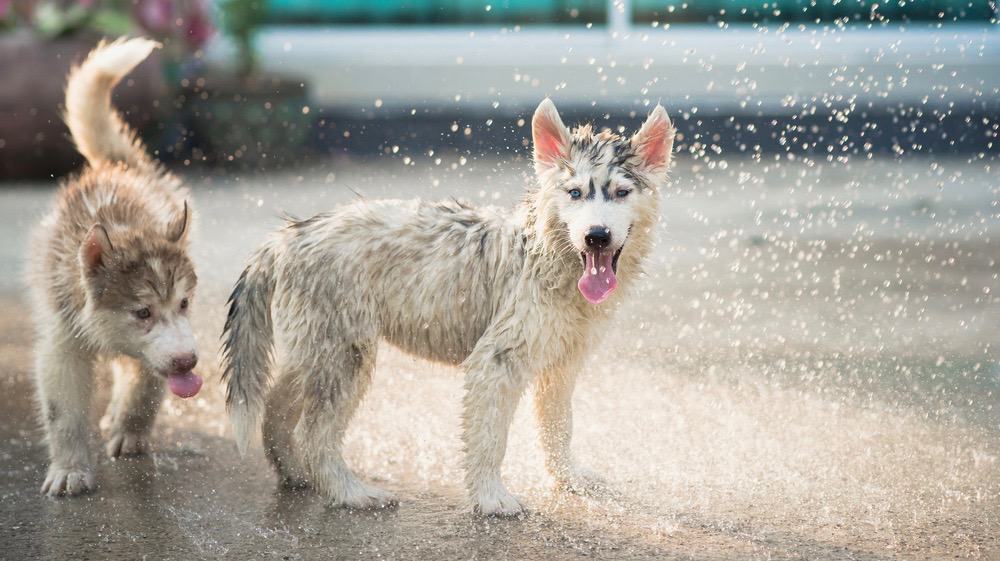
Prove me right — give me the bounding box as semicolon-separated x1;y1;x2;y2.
0;156;998;560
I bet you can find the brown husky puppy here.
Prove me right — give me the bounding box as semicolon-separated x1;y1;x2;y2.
28;37;202;497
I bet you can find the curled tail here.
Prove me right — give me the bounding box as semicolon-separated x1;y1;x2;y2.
64;37;159;169
221;242;279;455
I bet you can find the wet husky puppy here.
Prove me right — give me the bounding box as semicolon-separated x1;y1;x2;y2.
29;38;202;497
222;99;675;515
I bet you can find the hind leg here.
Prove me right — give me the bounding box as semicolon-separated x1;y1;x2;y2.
101;356;164;458
293;340;395;509
263;367;308;488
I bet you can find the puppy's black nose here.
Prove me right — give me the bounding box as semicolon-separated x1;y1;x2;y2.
585;227;612;250
171;353;198;373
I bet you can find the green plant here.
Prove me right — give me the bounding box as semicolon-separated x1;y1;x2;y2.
1;0;212;47
17;0;131;38
218;0;265;78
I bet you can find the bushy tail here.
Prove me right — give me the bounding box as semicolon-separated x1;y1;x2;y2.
64;37;159;169
221;242;279;455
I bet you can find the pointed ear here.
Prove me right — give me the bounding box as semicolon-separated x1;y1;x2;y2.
167;201;190;243
631;104;675;172
79;224;113;273
532;98;570;173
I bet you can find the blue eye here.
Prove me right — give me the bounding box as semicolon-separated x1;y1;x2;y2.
568;189;582;199
616;189;631;198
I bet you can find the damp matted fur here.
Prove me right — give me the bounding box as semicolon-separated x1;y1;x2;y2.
28;38;199;497
222;99;676;515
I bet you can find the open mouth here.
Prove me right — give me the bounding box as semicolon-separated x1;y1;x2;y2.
578;245;624;274
577;243;625;305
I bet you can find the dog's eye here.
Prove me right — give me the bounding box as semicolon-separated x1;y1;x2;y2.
134;307;151;320
568;188;582;200
180;298;189;311
616;189;631;198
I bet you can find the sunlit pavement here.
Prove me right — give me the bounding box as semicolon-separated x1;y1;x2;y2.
0;155;997;560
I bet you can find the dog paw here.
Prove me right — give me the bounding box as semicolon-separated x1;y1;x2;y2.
105;430;149;458
339;482;398;510
473;486;527;518
41;466;96;498
558;467;613;496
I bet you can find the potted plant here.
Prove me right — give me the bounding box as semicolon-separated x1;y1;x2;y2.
175;0;312;168
0;0;173;178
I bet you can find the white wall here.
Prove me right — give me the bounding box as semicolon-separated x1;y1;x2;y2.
205;24;1000;114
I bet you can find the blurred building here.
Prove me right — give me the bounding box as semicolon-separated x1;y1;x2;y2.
201;0;998;155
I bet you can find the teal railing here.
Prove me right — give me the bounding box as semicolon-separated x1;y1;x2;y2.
264;0;996;25
265;0;606;24
633;0;997;24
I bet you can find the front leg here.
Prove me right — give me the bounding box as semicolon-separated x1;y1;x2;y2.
35;328;97;497
461;350;532;517
100;357;164;458
534;366;607;494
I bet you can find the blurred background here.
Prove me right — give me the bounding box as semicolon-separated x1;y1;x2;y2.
1;2;999;560
0;0;996;175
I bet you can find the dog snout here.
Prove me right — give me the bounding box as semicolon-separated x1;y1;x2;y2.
171;353;198;373
584;226;612;250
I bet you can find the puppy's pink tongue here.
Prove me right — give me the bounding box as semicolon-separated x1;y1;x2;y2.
578;251;617;305
167;371;202;398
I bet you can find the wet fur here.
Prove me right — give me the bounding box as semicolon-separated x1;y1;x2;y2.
222;100;675;515
28;38;197;497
